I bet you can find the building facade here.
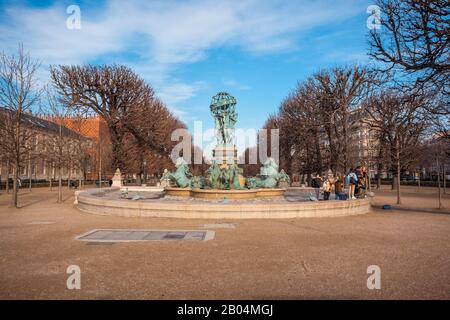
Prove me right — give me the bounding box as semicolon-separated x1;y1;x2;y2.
0;111;104;186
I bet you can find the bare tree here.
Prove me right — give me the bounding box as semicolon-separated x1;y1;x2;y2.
277;80;325;183
50;65;153;171
312;66;373;172
363;91;429;204
66;111;91;189
272;66;373;186
0;45;41;207
42;88;74;203
368;0;450;95
121;97;186;181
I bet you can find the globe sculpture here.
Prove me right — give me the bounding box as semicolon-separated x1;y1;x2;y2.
210;92;238;164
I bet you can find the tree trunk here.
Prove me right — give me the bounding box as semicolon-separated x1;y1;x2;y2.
68;163;71;188
108;125;124;171
79;168;82;190
443;165;446;195
376;143;383;190
28;157;32;192
12;116;21;208
57;164;62;203
49;163;53;191
342;110;348;174
377;171;381;190
325;124;338;172
314;130;323;174
11;161;18;208
6;160;10;194
437;159;442;209
396;137;401;205
98;153;102;188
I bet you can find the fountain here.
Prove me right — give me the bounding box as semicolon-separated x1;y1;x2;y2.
74;92;371;219
164;92;289;200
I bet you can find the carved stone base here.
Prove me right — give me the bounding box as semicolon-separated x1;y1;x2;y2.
164;187;286;200
212;145;238;164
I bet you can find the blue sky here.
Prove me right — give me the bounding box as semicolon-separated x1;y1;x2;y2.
0;0;374;149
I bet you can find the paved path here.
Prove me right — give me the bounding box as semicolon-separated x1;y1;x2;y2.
0;186;449;299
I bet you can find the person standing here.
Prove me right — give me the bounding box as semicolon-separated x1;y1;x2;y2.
354;166;361;197
346;169;358;200
322;174;334;200
334;174;344;200
356;167;367;198
311;174;322;200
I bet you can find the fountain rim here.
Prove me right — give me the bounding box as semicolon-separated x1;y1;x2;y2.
164;187;286;200
74;187;371;219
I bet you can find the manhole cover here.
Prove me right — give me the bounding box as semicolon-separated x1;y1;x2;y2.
76;229;214;242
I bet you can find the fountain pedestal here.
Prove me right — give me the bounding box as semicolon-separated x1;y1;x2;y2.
212;145;238;164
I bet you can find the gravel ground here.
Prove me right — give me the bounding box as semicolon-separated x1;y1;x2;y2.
0;185;449;299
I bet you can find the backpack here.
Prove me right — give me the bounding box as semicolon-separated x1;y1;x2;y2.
312;179;320;188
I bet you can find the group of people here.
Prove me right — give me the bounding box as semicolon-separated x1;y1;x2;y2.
311;167;369;201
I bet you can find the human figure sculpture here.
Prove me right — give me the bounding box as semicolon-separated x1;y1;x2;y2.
206;161;222;189
260;158;279;177
210;92;238;145
228;163;244;189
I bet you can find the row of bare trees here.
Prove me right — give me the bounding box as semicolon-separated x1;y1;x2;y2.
367;0;449;206
261;64;445;203
256;0;449;205
1;46;188;208
0;45;106;208
50;64;185;181
0;45;42;207
255;66;374;181
41;89;93;203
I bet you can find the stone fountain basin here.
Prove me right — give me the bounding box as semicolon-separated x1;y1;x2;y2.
75;187;371;219
164;187;286;200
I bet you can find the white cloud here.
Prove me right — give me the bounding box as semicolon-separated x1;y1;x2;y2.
223;79;251;91
156;80;207;121
0;0;363;121
157;81;207;106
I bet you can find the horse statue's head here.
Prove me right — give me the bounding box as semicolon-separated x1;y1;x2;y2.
260;157;279;176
